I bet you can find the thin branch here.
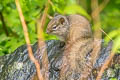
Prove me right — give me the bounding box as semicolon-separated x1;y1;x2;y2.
91;0;102;65
48;0;54;8
99;28;113;41
98;0;110;13
40;1;49;29
0;12;18;37
96;52;115;80
91;0;114;80
15;0;43;80
0;12;9;36
90;0;102;79
47;14;53;19
92;0;110;19
48;0;62;14
37;0;50;79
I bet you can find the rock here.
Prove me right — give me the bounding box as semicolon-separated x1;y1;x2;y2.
0;40;119;80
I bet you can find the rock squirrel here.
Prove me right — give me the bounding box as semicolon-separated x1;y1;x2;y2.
46;14;93;80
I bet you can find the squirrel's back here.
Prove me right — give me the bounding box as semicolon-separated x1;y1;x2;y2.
67;15;92;43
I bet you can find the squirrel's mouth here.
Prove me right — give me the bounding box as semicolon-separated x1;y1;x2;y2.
46;29;51;34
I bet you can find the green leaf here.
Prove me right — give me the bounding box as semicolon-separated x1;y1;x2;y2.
110;78;117;80
104;30;120;43
63;4;91;21
51;3;63;14
112;36;120;52
44;33;58;40
0;4;3;11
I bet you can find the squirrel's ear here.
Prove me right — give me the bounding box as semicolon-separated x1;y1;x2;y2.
59;17;65;25
54;13;59;17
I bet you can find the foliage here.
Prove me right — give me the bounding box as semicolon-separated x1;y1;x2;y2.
0;0;120;55
102;0;120;52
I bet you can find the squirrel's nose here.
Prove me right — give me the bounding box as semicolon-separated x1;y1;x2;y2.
46;30;49;34
46;30;50;34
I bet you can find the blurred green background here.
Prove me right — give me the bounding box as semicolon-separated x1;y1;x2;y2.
0;0;120;56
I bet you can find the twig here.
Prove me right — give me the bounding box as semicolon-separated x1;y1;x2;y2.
0;12;9;36
48;0;62;14
91;0;113;80
91;0;102;66
96;52;115;80
98;0;109;12
0;12;19;37
96;0;109;13
92;0;110;19
40;1;49;29
90;0;102;79
99;28;113;41
47;14;53;19
48;0;54;7
37;0;50;79
15;0;43;80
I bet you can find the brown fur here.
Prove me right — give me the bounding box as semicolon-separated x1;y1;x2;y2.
47;14;93;80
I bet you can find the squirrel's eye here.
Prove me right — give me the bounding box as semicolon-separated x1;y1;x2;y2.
52;25;57;30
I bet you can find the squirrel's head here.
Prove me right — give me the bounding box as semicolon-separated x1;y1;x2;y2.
46;14;69;41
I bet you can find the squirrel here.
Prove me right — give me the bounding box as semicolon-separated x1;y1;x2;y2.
46;14;93;80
